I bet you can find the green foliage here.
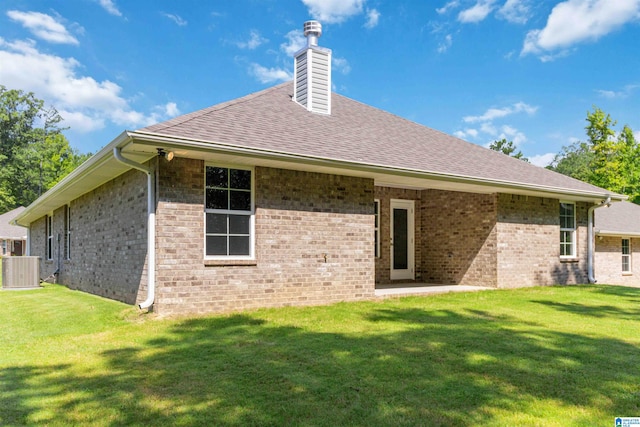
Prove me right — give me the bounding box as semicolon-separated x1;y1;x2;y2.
548;141;594;183
489;138;529;162
0;85;89;210
548;107;640;203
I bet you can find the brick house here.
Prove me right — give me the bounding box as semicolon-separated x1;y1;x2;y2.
0;207;27;257
14;21;625;315
594;201;640;286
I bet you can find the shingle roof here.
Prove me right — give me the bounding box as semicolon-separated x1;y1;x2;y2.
141;81;611;196
595;201;640;236
0;207;27;239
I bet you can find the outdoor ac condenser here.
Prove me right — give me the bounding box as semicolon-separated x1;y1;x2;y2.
1;256;40;289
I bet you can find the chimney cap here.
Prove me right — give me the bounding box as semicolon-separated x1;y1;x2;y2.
303;20;322;38
303;20;322;46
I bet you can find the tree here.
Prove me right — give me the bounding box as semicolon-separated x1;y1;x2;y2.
548;106;640;203
489;138;529;162
0;85;89;210
548;141;594;183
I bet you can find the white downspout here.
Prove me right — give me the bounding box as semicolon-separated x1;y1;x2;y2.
113;147;156;309
587;196;611;283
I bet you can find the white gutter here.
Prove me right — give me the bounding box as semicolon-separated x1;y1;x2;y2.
588;197;611;283
113;147;156;310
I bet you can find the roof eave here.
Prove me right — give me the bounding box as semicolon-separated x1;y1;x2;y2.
130;130;625;203
596;230;640;237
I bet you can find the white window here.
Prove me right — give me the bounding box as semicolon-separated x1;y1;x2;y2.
65;205;71;260
622;238;631;273
560;202;576;257
1;240;6;256
204;165;254;258
374;200;380;258
46;214;53;260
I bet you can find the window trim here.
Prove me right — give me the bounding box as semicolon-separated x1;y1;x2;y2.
46;213;53;261
560;201;576;258
204;164;255;260
622;238;631;274
374;199;380;258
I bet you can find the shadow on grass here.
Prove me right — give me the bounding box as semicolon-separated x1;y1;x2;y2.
2;309;640;426
532;286;640;319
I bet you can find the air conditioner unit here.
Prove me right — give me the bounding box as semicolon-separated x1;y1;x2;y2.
2;256;40;289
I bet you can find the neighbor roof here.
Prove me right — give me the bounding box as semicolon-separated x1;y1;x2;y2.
595;201;640;237
140;82;613;198
0;207;27;239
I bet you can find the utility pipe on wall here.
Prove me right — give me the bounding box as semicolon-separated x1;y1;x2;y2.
113;147;156;309
587;196;611;283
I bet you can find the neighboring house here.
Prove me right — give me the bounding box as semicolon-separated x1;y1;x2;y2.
0;207;27;257
594;201;640;287
14;21;625;315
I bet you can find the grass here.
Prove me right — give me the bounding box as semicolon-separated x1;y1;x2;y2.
1;284;640;426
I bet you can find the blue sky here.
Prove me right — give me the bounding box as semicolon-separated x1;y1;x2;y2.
1;0;639;167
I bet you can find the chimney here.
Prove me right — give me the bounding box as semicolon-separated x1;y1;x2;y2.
293;20;332;115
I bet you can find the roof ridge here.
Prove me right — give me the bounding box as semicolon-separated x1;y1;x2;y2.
140;81;292;134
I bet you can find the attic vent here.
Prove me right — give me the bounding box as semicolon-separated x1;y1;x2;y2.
294;20;332;115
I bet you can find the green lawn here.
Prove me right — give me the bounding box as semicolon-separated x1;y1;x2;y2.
1;284;640;426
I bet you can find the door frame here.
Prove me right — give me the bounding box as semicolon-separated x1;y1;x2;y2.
390;199;415;281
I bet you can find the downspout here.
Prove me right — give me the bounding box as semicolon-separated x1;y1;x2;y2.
587;196;611;283
113;147;156;309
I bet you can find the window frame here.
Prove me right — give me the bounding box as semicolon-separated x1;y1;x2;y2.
46;214;53;261
374;199;380;258
559;201;576;258
622;238;631;273
204;164;255;260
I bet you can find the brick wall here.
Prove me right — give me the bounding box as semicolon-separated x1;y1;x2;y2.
421;189;498;287
155;158;375;316
30;168;149;304
595;236;640;286
496;195;589;287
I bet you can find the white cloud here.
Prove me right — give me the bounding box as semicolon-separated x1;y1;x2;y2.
281;29;307;56
529;152;556;167
437;34;453;53
332;57;351;75
480;122;497;136
436;1;460;14
302;0;365;23
454;128;479;139
497;0;531;24
236;30;268;50
7;10;79;45
522;0;640;57
463;102;538;123
58;109;105;133
499;124;527;145
596;84;639;99
98;0;122;17
248;63;292;83
162;13;187;26
163;102;180;117
0;37;177;132
364;8;380;28
458;0;497;23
